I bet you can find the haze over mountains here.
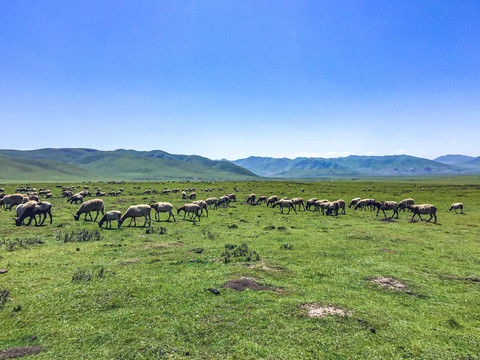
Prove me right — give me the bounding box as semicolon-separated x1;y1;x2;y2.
231;154;480;178
0;148;478;182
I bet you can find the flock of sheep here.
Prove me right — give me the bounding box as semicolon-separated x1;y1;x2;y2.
0;184;466;227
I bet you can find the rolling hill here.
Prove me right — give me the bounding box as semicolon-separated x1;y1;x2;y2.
0;149;258;182
231;155;480;178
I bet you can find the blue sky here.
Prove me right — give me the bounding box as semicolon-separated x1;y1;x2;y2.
1;1;479;159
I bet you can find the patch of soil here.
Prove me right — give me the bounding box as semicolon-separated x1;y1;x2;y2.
379;249;396;253
408;219;420;223
368;277;407;291
378;218;396;222
0;346;43;359
118;259;139;265
302;303;352;318
223;278;270;291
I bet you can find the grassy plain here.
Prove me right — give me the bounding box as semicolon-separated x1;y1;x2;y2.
1;177;480;359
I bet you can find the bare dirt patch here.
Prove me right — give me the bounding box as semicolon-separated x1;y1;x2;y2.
378;218;396;222
368;276;406;291
0;346;43;359
223;278;270;291
408;219;420;223
379;249;396;253
302;303;352;318
118;259;139;265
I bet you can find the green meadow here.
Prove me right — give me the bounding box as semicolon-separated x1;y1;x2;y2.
1;177;480;359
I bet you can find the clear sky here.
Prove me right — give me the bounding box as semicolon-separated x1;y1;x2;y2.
1;1;479;160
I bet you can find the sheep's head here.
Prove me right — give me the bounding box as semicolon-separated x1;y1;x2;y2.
73;213;80;221
14;217;22;226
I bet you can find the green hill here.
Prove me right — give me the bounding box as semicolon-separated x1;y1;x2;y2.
0;149;258;182
232;154;477;178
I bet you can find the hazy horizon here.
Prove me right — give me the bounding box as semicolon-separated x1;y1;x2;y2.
1;147;478;162
1;2;479;160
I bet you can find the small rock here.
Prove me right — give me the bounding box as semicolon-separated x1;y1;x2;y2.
207;288;220;295
0;269;7;274
30;334;37;341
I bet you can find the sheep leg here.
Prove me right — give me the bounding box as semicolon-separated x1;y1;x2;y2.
143;215;148;227
93;211;100;222
433;213;437;223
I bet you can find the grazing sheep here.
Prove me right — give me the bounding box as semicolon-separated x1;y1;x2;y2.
15;201;38;225
189;192;197;200
335;199;346;215
398;198;415;211
354;199;374;211
119;204;152;227
313;199;329;213
62;190;73;198
192;200;209;217
206;197;218;209
0;194;25;211
177;204;202;221
266;196;278;207
291;197;305;211
256;196;267;205
46;192;53;199
68;193;84;204
73;199;105;221
305;198;317;211
227;193;236;202
28;194;39;202
181;191;187;199
273;199;297;214
217;195;230;207
246;194;256;204
325;201;340;216
349;198;361;208
98;210;122;228
407;204;437;223
449;203;464;214
375;201;399;218
15;201;52;226
150;202;176;222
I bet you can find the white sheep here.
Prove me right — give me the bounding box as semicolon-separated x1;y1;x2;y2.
15;201;52;226
407;204;437;223
273;199;297;214
348;198;361;208
98;210;122;228
150;202;176;222
449;203;464;214
73;199;105;221
256;196;267;205
192;200;209;217
0;194;25;210
119;204;152;227
266;196;278;207
246;193;256;204
375;201;399;218
177;204;202;221
305;198;317;211
206;197;218;209
398;198;415;211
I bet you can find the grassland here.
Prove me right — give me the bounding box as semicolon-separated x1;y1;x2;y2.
1;177;480;359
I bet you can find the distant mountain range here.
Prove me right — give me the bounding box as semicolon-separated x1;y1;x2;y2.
230;154;480;178
0;148;257;182
0;149;478;182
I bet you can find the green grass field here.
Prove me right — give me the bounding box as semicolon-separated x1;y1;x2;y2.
1;178;480;359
